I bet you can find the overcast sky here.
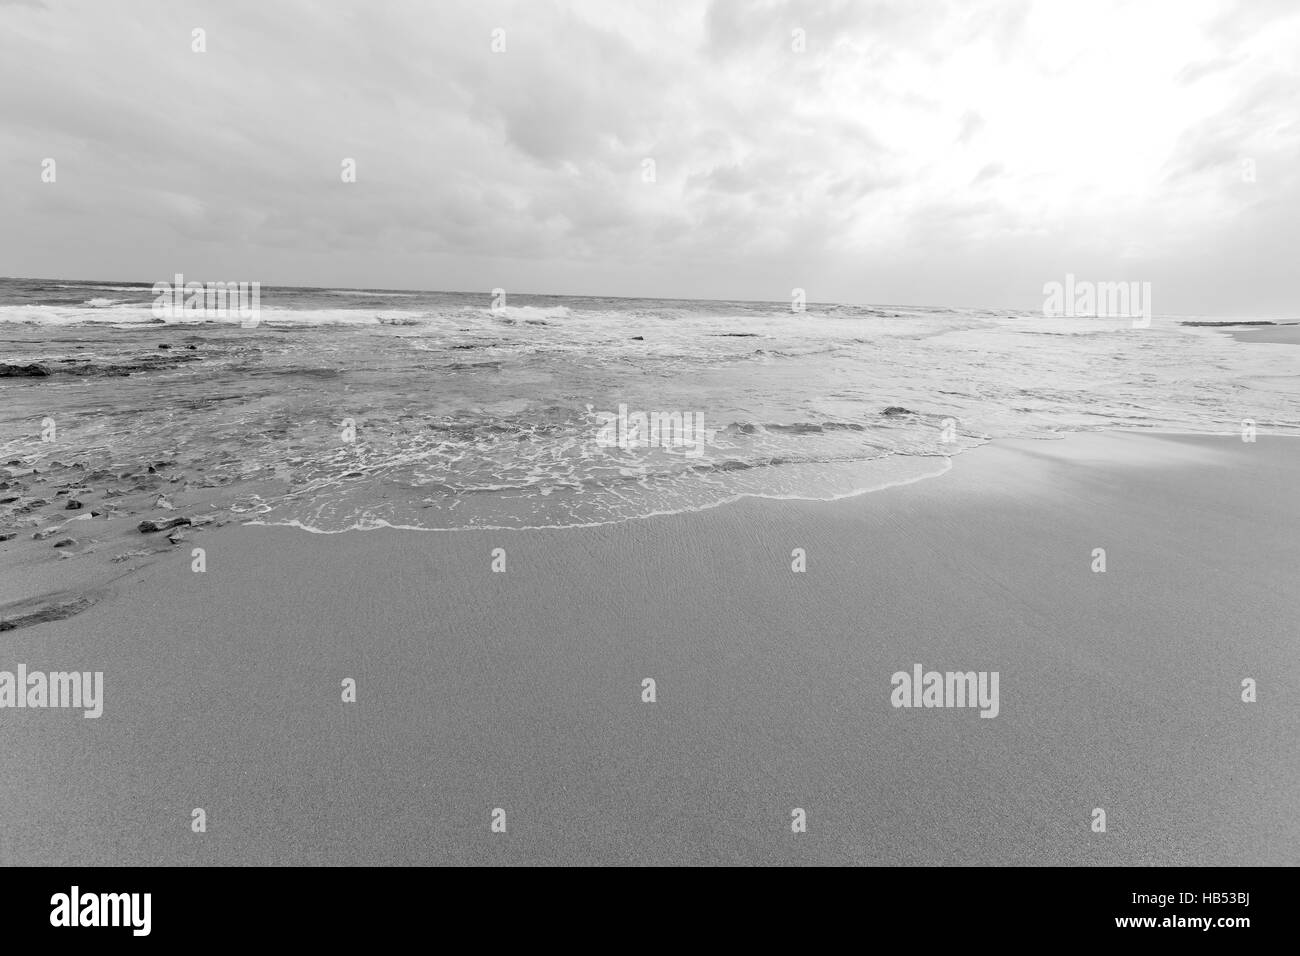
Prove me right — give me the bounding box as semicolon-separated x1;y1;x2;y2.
1;0;1297;314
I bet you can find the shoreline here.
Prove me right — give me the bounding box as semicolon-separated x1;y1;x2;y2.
2;429;1297;865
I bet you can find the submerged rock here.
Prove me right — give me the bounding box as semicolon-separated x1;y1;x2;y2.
0;363;52;377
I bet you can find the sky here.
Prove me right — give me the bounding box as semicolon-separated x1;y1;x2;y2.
1;0;1297;315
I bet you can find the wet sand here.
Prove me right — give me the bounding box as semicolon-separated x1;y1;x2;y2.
0;431;1296;865
1225;324;1300;346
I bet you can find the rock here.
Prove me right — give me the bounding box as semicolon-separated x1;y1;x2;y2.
0;495;19;504
112;550;149;563
189;513;218;527
0;363;52;377
632;335;644;340
155;494;174;510
158;344;172;349
90;509;105;517
32;527;62;540
187;344;197;350
138;516;190;533
52;537;77;548
166;531;185;544
881;406;914;417
0;592;99;632
0;532;16;542
65;498;83;510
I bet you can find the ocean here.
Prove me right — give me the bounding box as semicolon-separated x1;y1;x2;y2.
1;277;1296;531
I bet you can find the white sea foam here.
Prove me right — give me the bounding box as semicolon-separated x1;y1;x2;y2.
0;305;424;327
326;289;421;297
488;305;572;322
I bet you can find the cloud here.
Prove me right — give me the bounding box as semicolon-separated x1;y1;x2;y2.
0;0;1297;314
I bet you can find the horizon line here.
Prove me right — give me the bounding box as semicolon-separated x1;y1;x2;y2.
3;275;1291;322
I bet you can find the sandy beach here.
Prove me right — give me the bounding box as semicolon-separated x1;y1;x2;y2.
1;430;1295;866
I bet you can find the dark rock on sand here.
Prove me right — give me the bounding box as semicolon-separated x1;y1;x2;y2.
0;532;16;542
882;406;914;417
138;516;190;533
65;499;83;510
0;590;100;632
52;537;77;548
